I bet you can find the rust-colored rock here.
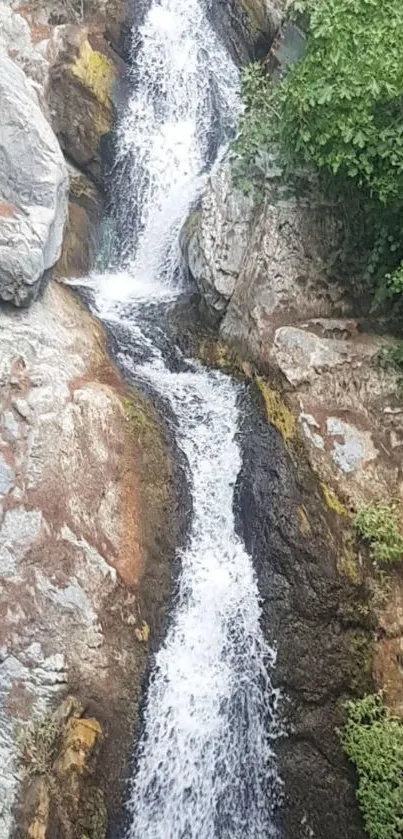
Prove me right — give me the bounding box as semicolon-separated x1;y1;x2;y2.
56;716;103;777
1;283;176;838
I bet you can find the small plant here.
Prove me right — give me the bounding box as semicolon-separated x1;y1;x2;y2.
378;341;403;394
341;694;403;839
354;503;403;565
16;714;60;778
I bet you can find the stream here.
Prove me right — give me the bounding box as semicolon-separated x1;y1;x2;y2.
79;0;280;835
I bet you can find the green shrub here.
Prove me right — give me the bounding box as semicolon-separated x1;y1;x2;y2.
231;63;279;195
341;694;403;839
354;504;403;564
233;0;403;318
279;0;403;205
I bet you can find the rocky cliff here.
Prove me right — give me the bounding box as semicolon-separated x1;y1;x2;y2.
0;282;177;839
0;1;179;837
184;143;403;839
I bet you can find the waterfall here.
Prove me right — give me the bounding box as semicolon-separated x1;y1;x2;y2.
84;0;281;835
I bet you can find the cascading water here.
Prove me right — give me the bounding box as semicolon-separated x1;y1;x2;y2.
78;0;281;835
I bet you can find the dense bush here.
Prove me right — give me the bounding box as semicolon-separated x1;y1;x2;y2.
354;504;403;564
233;0;403;319
341;694;403;839
279;0;403;204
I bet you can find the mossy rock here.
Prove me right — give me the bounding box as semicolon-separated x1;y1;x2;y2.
321;482;349;517
255;376;297;441
72;40;115;111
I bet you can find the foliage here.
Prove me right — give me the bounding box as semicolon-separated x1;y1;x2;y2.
378;341;403;394
231;63;280;196
354;503;403;564
233;0;403;318
341;694;403;839
278;0;403;204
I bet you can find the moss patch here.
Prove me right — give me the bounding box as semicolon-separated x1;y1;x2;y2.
72;41;115;109
338;539;362;586
321;482;349;517
255;377;297;441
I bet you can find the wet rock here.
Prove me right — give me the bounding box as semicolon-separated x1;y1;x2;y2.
48;26;117;185
56;202;95;277
104;0;132;60
56;164;103;278
0;57;68;306
235;384;367;839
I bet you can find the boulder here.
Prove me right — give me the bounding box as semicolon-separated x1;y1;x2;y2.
0;57;68;306
185;159;350;356
48;26;117;185
184;162;255;318
271;321;403;506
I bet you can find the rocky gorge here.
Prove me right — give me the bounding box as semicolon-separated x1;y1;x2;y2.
0;1;402;839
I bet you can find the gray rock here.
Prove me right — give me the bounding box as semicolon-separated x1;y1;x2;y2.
185;158;351;358
221;186;351;360
0;458;14;496
0;57;68;306
184;162;255;317
1;411;20;443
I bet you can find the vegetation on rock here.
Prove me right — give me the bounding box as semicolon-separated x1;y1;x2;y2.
255;377;296;441
341;693;403;839
233;0;403;322
354;503;403;565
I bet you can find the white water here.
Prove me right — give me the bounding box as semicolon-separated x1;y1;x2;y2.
82;0;280;835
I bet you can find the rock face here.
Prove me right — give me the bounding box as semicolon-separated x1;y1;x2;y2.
185;161;350;350
236;385;368;839
0;283;176;839
185;160;403;509
211;0;288;62
186;162;255;317
0;57;68;306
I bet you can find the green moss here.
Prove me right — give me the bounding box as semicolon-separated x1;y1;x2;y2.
321;482;349;517
73;41;115;108
338;545;362;586
78;787;107;839
255;377;297;441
